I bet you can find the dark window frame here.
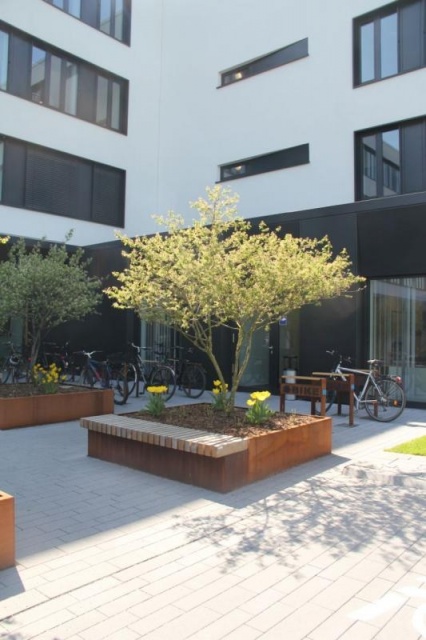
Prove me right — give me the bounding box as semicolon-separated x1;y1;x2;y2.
355;115;426;200
219;144;310;182
43;0;131;45
0;133;125;227
0;20;128;134
220;38;309;87
353;0;426;86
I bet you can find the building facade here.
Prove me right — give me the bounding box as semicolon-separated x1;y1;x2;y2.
1;0;426;403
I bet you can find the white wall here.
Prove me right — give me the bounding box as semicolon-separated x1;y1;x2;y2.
0;0;425;245
153;0;426;223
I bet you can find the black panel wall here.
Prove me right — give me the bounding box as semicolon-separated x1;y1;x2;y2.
298;213;361;376
358;205;426;276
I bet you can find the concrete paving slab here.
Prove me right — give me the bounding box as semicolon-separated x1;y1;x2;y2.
0;392;425;639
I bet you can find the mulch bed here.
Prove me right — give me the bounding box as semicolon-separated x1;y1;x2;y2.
0;384;95;398
127;403;317;438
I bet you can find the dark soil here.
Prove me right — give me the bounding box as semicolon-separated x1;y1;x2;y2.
127;403;317;438
0;383;93;398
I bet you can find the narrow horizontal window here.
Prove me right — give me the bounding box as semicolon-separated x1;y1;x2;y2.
220;38;308;86
220;144;309;182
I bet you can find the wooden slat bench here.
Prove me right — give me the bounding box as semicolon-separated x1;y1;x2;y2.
81;414;247;458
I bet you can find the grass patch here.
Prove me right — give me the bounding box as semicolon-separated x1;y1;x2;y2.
386;435;426;456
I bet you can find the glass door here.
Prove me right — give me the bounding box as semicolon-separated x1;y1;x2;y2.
239;311;299;391
370;277;426;402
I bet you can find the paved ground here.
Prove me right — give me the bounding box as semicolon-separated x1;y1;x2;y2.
1;391;426;639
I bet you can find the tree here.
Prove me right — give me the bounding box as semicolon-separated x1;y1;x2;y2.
0;235;102;366
106;186;364;409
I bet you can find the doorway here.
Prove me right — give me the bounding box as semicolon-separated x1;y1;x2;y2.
238;311;300;391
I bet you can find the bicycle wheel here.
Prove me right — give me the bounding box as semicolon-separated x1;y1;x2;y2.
181;364;206;398
109;368;129;405
149;365;176;401
79;367;96;387
62;364;78;384
13;361;30;384
120;362;137;396
0;362;11;384
365;378;406;422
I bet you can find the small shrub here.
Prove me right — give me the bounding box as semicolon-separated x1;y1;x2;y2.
246;391;275;424
211;379;231;412
145;385;168;417
32;363;64;394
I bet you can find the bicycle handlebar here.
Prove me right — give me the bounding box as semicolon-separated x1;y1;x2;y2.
74;350;103;358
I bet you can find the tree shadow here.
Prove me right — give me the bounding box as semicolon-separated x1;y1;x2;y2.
172;462;426;573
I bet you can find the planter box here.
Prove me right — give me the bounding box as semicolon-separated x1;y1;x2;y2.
0;491;15;570
0;388;114;430
81;414;332;493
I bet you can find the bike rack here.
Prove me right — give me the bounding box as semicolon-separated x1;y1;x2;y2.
280;375;327;416
312;372;355;426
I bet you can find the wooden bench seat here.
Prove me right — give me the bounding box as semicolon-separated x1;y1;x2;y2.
80;414;248;458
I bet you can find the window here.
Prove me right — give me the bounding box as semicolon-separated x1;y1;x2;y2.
0;135;125;227
0;29;8;91
95;76;123;130
0;21;128;133
99;0;126;41
43;0;131;45
220;38;308;86
50;0;81;17
220;144;309;182
370;277;426;402
356;117;426;199
354;0;426;85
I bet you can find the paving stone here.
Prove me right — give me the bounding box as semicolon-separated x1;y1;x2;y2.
0;398;426;639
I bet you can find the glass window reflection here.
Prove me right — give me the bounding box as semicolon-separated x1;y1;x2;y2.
31;47;46;104
362;135;377;198
382;129;400;195
360;22;375;83
0;31;8;92
380;13;398;78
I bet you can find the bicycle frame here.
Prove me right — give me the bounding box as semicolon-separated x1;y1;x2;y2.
333;363;380;411
325;348;406;422
126;343;176;399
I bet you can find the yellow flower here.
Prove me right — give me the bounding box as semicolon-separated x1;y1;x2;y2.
213;380;221;387
147;385;167;394
250;391;271;403
246;399;256;406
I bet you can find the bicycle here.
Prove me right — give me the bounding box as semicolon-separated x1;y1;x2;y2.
40;341;76;383
0;342;30;384
121;343;176;401
159;345;206;399
75;350;129;405
321;350;406;422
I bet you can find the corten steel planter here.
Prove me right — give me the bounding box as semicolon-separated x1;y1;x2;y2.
81;414;332;493
0;388;114;430
0;491;15;570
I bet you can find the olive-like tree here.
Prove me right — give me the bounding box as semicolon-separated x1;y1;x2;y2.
106;186;364;409
0;236;102;366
